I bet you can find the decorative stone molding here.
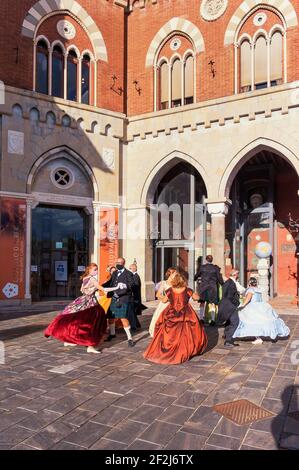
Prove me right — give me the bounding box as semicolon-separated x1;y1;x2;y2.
253;12;267;27
224;0;298;45
102;148;116;170
21;0;108;62
145;17;205;67
206;201;231;216
200;0;228;22
127;82;299;143
8;131;24;155
57;20;76;40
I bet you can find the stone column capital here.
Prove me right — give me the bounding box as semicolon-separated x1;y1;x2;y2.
206;199;231;216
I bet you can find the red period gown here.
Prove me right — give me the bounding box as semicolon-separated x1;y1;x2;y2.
144;288;208;364
44;276;107;347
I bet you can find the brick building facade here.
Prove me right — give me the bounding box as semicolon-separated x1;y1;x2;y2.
0;0;298;305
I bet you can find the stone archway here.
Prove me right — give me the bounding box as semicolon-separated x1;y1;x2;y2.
219;138;299;200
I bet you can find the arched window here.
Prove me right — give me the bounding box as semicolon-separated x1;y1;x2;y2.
36;40;48;94
67;49;78;101
30;107;40;122
254;35;267;89
81;54;90;105
46;111;56;127
171;59;182;107
237;10;286;94
52;45;64;98
159;61;169;110
184;55;194;105
240;40;251;92
270;31;283;86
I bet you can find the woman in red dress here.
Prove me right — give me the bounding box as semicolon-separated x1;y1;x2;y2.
144;272;208;364
44;263;107;353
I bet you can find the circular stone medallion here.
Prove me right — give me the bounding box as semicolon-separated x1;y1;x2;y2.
200;0;228;21
253;12;267;27
57;20;76;40
170;38;182;51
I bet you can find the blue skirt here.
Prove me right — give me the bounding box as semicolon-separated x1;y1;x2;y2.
233;302;290;340
109;300;130;319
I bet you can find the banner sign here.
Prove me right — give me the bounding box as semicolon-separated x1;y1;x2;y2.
0;197;26;300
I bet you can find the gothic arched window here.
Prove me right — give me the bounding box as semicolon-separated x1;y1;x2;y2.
67;49;78;101
36;40;48;94
81;54;91;105
52;45;64;98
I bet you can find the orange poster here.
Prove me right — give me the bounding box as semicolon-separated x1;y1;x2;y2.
0;198;26;300
99;208;119;283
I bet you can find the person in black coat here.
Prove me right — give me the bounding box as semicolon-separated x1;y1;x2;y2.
103;257;135;347
217;270;243;347
194;255;224;325
129;263;143;329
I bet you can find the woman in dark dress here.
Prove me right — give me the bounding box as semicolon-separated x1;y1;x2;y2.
44;263;107;353
144;272;208;365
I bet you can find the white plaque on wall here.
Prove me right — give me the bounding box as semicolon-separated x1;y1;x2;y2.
8;130;24;155
102;148;115;170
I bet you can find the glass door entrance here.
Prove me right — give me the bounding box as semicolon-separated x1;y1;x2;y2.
31;205;89;301
154;242;195;286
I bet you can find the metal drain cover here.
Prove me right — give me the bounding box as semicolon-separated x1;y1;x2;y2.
213;399;275;425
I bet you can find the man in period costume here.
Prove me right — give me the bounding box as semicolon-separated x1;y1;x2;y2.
194;255;224;325
103;257;135;347
217;270;244;347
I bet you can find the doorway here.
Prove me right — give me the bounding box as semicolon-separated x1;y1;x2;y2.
152;161;208;287
31;205;89;300
228;153;299;298
154;241;194;285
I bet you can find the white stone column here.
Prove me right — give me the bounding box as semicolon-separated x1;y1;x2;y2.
78;56;82;103
168;63;171;109
154;65;158;112
234;42;238;94
267;37;271;88
33;41;37;92
251;41;255;91
92;202;101;266
64;52;68;100
207;200;231;273
124;205;155;300
49;46;53;96
94;60;97;107
257;258;270;302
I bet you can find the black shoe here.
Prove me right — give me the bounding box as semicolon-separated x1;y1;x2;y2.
209;321;216;327
128;339;135;347
105;334;116;342
224;340;239;347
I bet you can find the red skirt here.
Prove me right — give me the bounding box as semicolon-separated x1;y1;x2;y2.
144;303;208;365
44;304;107;347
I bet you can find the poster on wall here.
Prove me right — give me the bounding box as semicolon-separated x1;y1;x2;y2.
0;197;26;300
54;261;68;282
99;208;119;283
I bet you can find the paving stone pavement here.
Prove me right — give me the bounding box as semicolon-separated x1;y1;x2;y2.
0;305;298;450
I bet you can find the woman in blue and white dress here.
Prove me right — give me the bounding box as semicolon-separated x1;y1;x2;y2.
233;277;290;344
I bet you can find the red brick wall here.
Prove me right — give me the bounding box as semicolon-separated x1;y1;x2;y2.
0;0;125;112
0;1;299;115
127;0;299;116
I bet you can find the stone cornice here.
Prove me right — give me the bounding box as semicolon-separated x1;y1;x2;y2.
127;81;299;141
